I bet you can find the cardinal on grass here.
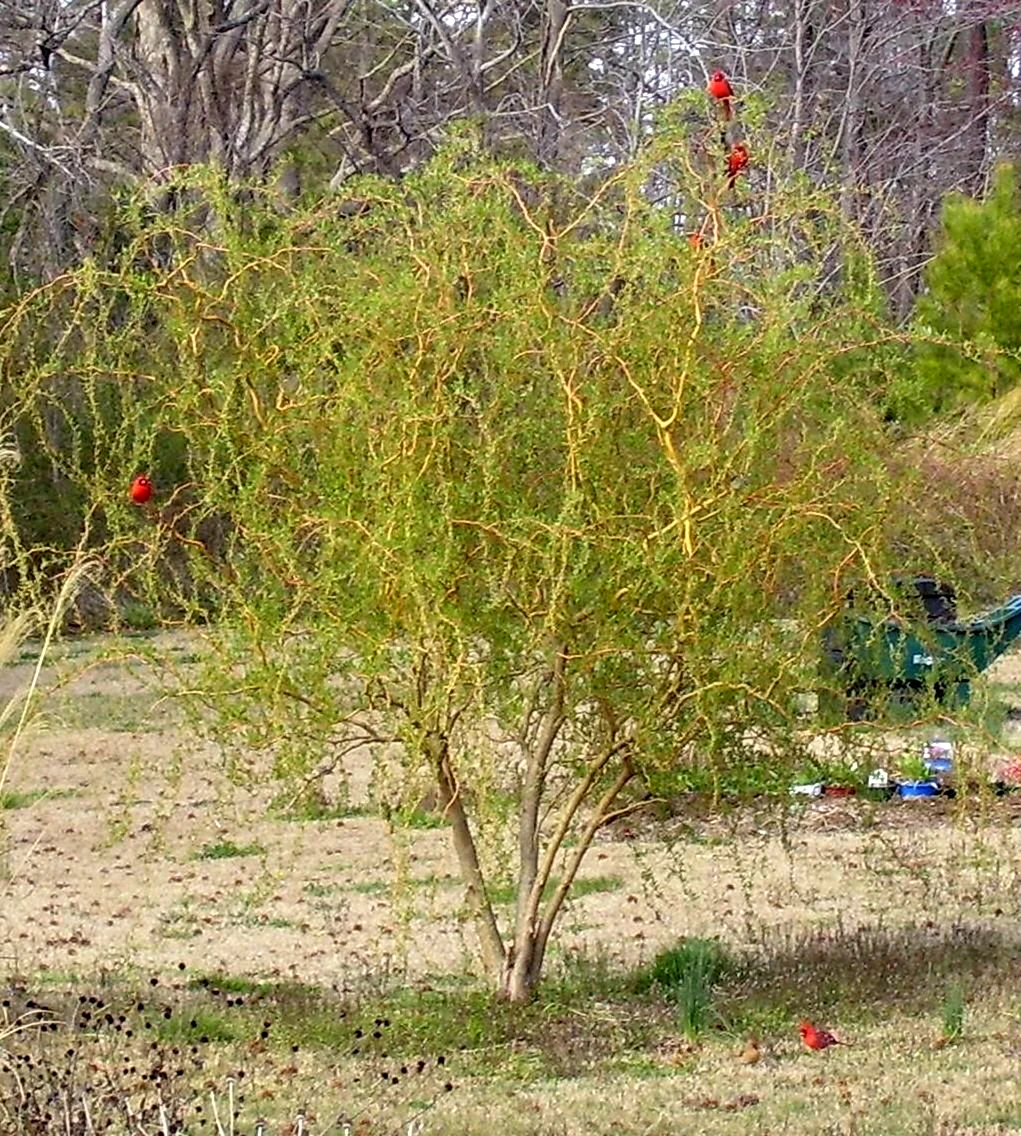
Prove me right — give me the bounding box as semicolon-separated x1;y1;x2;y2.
799;1020;847;1051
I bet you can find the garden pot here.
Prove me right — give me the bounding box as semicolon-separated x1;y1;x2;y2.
822;785;856;798
897;780;940;799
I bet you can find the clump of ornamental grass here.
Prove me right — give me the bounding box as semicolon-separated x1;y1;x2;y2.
633;939;733;1042
939;980;966;1045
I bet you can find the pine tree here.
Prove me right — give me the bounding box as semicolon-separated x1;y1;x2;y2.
907;165;1021;418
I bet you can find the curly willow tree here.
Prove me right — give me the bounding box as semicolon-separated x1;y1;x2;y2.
0;136;910;1001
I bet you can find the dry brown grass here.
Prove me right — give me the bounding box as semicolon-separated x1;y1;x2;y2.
3;633;1021;1133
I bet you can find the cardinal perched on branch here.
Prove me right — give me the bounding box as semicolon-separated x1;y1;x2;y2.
726;142;750;188
799;1021;846;1051
129;474;154;505
707;70;735;120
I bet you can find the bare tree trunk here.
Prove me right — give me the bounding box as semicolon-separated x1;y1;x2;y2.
133;2;183;173
414;638;636;1004
502;752;634;1003
836;0;867;222
961;11;990;196
537;0;569;165
790;0;818;168
505;651;566;1000
426;729;507;982
894;22;940;319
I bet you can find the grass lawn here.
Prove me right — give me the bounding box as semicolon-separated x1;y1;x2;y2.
3;632;1021;1134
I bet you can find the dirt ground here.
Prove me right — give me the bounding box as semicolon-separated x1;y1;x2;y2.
1;644;1019;985
4;633;1021;1134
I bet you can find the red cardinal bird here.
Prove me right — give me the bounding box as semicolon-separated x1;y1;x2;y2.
129;474;154;505
726;142;750;188
707;70;735;120
799;1020;845;1051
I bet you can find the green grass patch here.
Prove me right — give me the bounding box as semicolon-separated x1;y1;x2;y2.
194;840;266;861
305;874;459;899
0;787;78;809
941;979;966;1042
349;880;387;896
643;761;794;801
0;970;457;1136
116;600;160;631
165;968;663;1078
487;874;623;906
8;917;1021;1132
188;973;321;999
303;881;342;897
273;797;447;826
269;788;373;822
717;920;1017;1033
151;1007;237;1045
633;938;734;995
392;806;449;829
179;974;510;1061
570;874;623;899
235;914;296;929
156;902;203;940
48;690;177;732
545;948;636;1003
9;917;1020;1123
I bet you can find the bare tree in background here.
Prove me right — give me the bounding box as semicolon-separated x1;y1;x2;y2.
699;0;1021;312
0;0;352;179
0;1;355;274
1;0;1021;308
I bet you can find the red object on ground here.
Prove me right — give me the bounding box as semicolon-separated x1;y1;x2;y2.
707;71;735;119
130;474;154;505
822;785;856;798
799;1021;844;1051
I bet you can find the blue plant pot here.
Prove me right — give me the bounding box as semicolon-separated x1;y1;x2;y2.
898;780;940;799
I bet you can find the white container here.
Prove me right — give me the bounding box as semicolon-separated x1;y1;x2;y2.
793;691;819;715
789;782;824;797
923;739;954;775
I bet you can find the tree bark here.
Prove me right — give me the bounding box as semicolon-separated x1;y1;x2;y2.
505;650;566;1001
537;0;569;165
426;728;507;983
790;0;812;167
502;754;634;1003
961;11;990;196
836;0;867;222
